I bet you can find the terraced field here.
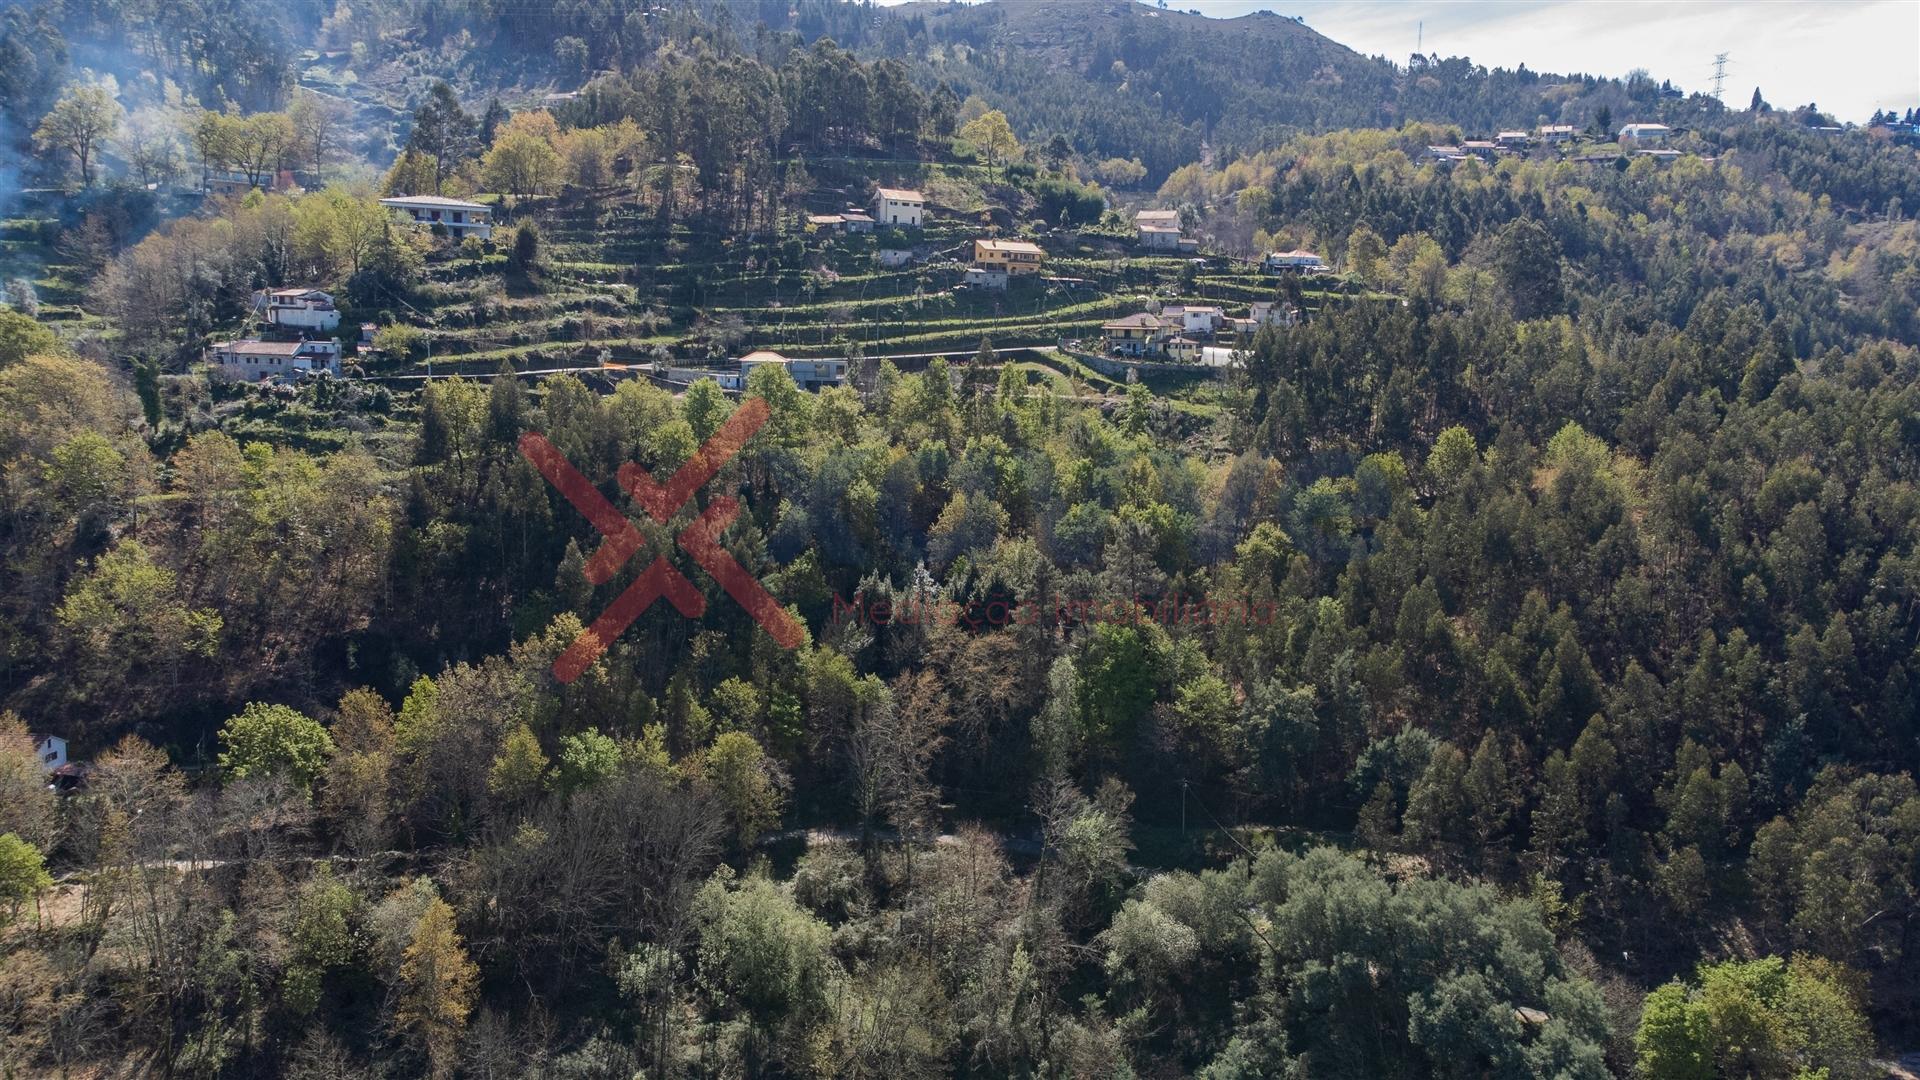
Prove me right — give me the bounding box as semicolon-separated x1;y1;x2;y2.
385;189;1368;379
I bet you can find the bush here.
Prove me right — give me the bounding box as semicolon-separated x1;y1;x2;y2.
373;323;427;362
510;220;542;272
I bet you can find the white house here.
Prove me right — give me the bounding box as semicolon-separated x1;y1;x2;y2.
876;248;914;268
1166;304;1226;335
872;187;926;228
379;195;494;240
1537;125;1577;143
734;350;848;392
1263;249;1327;274
28;732;66;772
209;338;342;382
252;288;341;333
1617;123;1672;145
1495;130;1531;148
962;266;1009;290
1249;301;1297;328
1134;208;1187;250
1425;145;1468;163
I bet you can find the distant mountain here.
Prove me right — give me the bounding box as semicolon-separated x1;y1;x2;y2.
868;0;1717;179
881;0;1396;175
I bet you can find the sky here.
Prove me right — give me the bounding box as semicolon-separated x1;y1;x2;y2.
892;0;1919;123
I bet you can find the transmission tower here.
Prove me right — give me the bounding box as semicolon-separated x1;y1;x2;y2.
1710;52;1730;101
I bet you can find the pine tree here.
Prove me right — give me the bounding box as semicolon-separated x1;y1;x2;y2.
396;897;479;1078
1465;730;1512;851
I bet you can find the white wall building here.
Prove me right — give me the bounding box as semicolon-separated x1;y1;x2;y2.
379;195;494;240
1168;305;1226;335
253;288;341;332
872;187;926;228
734;350;848;391
1134;209;1199;251
28;732;65;772
1618;123;1673;145
1264;249;1328;274
209;338;342;382
963;266;1010;290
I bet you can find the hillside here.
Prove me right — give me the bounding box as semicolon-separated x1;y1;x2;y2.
864;0;1724;181
7;1;1920;1078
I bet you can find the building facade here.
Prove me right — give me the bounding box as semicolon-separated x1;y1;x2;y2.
973;239;1046;274
873;188;926;228
379;195;494;240
253;288;341;332
1264;249;1327;274
29;733;66;772
209;338;342;382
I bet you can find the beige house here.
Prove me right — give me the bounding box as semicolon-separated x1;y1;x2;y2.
1102;312;1166;356
873;187;926;228
974;238;1045;275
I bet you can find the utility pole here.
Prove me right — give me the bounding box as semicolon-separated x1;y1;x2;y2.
1710;52;1730;102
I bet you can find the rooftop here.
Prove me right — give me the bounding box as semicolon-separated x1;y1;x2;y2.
214;340;305;356
739;350;790;364
1104;313;1163;329
976;239;1045;255
874;187;925;202
379;194;491;210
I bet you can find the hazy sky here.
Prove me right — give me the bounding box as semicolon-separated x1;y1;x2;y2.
1191;0;1919;122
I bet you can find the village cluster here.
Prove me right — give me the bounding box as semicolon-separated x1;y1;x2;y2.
201;118;1713;392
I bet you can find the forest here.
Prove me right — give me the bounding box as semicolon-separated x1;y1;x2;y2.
3;1;1920;1078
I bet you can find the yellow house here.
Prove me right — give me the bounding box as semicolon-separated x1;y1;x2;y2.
973;238;1046;275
